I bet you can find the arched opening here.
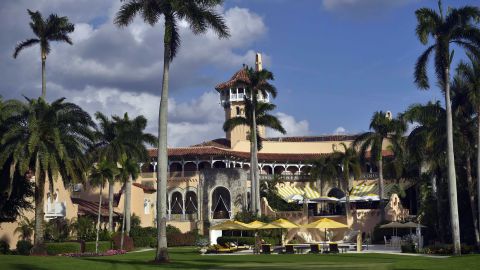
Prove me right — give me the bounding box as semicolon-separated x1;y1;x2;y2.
300;166;311;175
274;166;285;175
242;164;250;170
327;188;345;199
170;191;183;216
211;186;231;219
141;163;152;172
198;161;211;170
185;191;198;220
184;162;197;171
262;165;273;175
235;163;242;168
169;162;182;177
286;166;299;175
212;161;226;169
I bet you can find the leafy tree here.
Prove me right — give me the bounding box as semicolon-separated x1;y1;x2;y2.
353;111;406;220
115;0;229;262
0;98;95;254
13;10;74;99
413;0;480;254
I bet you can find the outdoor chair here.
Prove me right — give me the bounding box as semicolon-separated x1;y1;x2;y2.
261;244;272;254
309;244;320;254
384;236;391;247
285;244;295;254
328;243;339;254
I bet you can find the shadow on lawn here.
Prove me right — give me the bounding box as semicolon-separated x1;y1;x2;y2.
7;263;50;270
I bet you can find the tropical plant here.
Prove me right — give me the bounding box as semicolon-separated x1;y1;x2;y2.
0;97;95;255
309;156;338;195
413;0;480;254
332;143;361;222
353;111;406;220
225;67;280;216
89;159;118;254
14;217;35;241
13;10;74;99
455;54;480;247
115;0;229;262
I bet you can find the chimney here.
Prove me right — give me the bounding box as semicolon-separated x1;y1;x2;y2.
255;52;262;71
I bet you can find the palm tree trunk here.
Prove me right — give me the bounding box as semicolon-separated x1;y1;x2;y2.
316;177;322;196
378;157;385;221
155;28;171;263
108;181;114;232
249;135;256;214
121;204;126;251
31;155;46;255
95;184;103;254
477;109;480;245
41;54;46;99
125;175;132;235
251;101;260;216
466;155;480;247
345;176;352;223
444;67;461;255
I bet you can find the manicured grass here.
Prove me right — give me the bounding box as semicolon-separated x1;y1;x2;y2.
0;247;479;270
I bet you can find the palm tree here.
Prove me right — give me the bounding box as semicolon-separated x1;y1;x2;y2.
414;0;480;254
116;155;140;250
89;159;118;254
13;10;74;99
353;111;406;220
115;0;229;262
310;156;337;196
14;217;35;241
456;54;480;245
92;112;155;233
0;97;95;255
226;67;280;216
332;143;361;222
223;98;285;214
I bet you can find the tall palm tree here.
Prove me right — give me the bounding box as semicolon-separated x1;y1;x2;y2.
115;1;229;262
227;67;279;215
332;143;361;222
223;99;285;214
353;111;406;220
13;10;74;99
0;97;95;255
310;156;337;195
456;54;480;245
414;0;480;254
89;159;118;254
116;155;140;250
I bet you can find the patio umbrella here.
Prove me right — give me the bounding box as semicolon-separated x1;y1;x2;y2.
379;221;404;236
310;196;339;202
303;218;348;243
246;221;268;229
261;218;299;229
210;220;249;230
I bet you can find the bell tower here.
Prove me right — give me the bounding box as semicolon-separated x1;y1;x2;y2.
215;53;268;148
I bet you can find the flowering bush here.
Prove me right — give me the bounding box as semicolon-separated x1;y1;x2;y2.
60;249;126;257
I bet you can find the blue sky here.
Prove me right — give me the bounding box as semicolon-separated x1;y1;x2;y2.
0;0;478;146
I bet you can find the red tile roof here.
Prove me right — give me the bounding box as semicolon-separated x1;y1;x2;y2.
215;68;250;91
133;182;156;192
265;135;358;142
71;198;121;218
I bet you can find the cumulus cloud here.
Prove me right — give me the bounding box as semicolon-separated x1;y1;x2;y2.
333;126;347;135
268;112;310;138
0;0;268;147
322;0;421;16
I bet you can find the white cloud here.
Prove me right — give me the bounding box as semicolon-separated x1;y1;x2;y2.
268;112;310;138
322;0;421;15
333;126;347;135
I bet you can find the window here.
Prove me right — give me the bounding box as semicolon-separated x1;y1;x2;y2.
236;106;240;115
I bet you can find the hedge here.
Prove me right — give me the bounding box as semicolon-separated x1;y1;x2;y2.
132;237;155;248
217;236;276;246
16;240;32;255
46;242;81;255
85;241;112;253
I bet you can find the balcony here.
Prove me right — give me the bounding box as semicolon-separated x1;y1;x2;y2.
140;171;200;180
45;202;66;220
259;174;313;182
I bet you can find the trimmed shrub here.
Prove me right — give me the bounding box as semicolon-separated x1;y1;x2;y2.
46;242;81;255
0;240;9;254
112;233;134;251
422;244;478;255
85;241;112;253
217;236;275;246
16;240;32;255
401;244;416;253
167;232;196;247
132;237;153;248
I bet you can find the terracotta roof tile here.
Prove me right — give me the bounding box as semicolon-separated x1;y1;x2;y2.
215;68;250;91
71;198;121;217
133;182;156;192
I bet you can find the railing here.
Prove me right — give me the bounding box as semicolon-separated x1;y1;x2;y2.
140;171;199;179
45;202;66;219
356;172;379;180
259;174;313;182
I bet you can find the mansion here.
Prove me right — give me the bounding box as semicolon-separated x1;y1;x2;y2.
0;54;415;247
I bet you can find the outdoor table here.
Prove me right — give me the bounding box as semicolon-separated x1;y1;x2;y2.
293;244;310;254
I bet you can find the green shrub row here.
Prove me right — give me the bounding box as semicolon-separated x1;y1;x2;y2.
85;241;111;253
421;244;478;255
132;237;156;248
16;240;32;255
46;242;81;255
217;236;276;246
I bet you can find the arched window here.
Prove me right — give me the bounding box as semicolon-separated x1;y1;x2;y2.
171;192;183;214
327;188;345;199
211;187;231;219
185;191;198;215
212;161;226;169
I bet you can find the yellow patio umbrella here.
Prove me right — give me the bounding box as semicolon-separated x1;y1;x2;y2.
210;220;249;230
303;218;348;243
246;220;268;230
260;218;299;229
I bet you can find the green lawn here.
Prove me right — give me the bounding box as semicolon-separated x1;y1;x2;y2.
1;248;479;270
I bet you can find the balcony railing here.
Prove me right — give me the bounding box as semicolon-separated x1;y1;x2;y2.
140;171;200;179
45;202;66;220
259;174;313;182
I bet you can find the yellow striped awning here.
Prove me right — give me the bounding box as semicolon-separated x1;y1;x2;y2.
276;183;320;202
